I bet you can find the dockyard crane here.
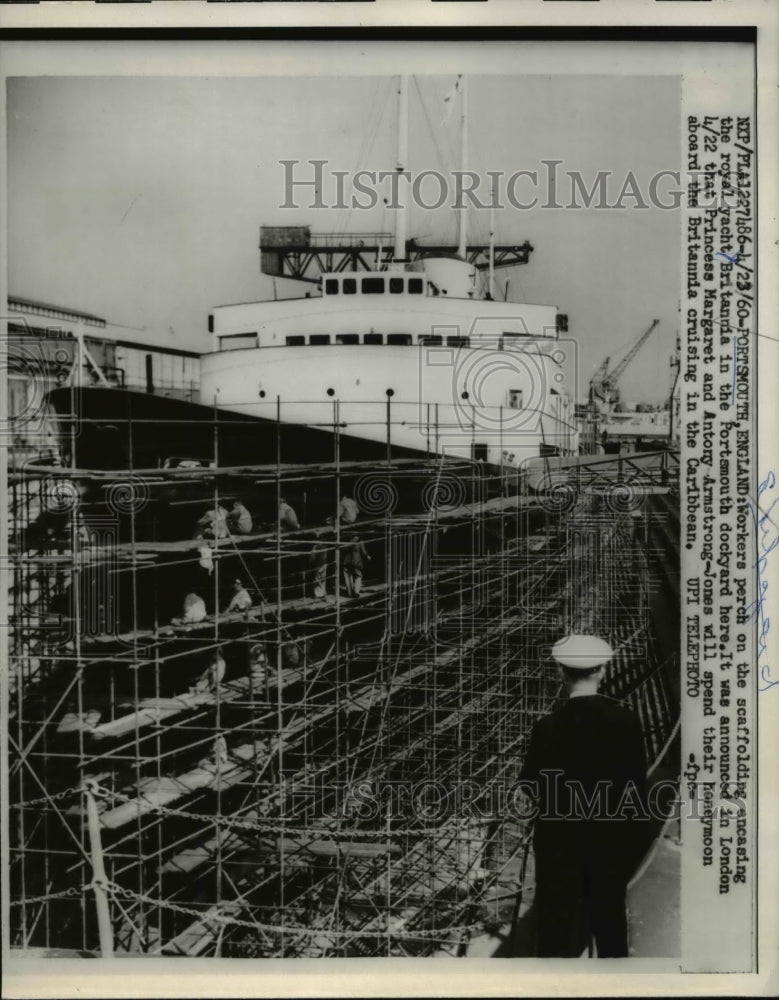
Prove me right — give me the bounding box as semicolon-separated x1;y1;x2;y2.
589;319;661;414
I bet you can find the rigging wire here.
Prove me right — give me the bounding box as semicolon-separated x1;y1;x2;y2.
339;77;394;239
413;76;459;247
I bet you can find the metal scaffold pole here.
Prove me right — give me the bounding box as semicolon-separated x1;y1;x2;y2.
84;781;114;958
7;401;679;957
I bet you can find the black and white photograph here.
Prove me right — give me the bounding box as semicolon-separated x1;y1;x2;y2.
1;7;777;997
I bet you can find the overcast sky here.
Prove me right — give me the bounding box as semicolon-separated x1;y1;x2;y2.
8;73;681;403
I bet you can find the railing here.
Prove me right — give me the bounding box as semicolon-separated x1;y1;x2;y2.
305;232;394;248
534;450;679;494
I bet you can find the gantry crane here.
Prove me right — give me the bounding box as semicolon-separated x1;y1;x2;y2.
589;319;661;415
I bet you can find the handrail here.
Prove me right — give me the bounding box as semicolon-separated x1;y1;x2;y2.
300;232;393;248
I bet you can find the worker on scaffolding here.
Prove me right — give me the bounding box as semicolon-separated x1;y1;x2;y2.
278;496;299;532
194;503;229;540
225;578;252;615
227;499;253;535
309;537;329;599
173;592;207;626
519;635;649;958
249;642;268;697
191;647;227;693
337;494;359;525
342;532;369;599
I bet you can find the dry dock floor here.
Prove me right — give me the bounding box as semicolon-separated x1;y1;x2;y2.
466;819;681;959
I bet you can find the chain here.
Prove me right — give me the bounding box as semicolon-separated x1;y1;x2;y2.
94;783;511;840
13;786;79;809
10;886;85;906
103;880;141;902
102;881;481;941
11;878;502;940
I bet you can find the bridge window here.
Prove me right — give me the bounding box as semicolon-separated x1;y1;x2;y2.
387;334;413;346
343;278;357;295
420;335;443;346
219;333;259;351
447;336;469;348
363;333;383;345
508;389;523;409
389;277;404;294
362;277;385;294
309;335;331;346
408;278;423;295
285;336;305;347
336;334;359;345
471;443;489;463
325;279;339;295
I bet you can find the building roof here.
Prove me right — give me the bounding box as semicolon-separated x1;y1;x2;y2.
10;294;203;358
9;295;106;326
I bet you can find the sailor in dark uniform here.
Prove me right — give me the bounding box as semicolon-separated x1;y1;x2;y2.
520;635;650;958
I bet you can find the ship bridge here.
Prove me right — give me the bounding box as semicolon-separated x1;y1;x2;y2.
259;226;534;284
209;288;566;353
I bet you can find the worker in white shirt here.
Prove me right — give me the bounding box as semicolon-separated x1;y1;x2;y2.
173;592;207;625
194;505;229;540
338;495;359;525
279;497;299;531
225;578;252;614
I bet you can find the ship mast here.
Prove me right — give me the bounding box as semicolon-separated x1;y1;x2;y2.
456;75;468;261
393;75;409;265
488;174;496;299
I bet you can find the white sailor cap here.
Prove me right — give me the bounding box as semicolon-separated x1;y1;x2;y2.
551;634;613;669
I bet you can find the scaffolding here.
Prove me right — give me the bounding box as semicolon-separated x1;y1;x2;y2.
7;420;680;958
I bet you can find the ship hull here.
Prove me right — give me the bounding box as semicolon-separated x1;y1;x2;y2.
46;387;422;471
201;342;578;469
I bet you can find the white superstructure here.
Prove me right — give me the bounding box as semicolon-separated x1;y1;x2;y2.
200;75;577;468
201;257;577;468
